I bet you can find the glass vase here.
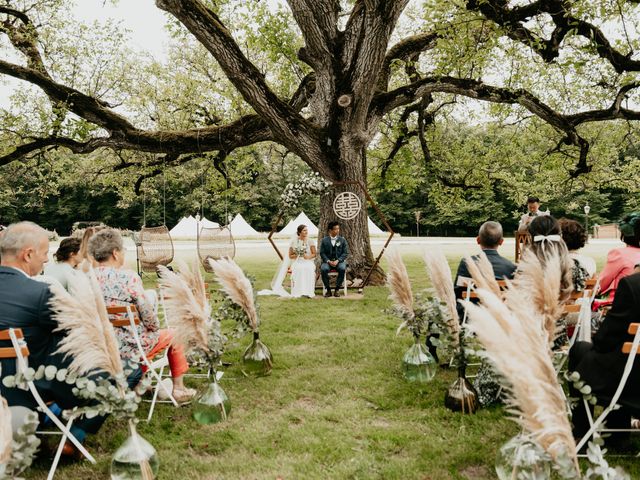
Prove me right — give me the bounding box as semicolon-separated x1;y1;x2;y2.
444;365;479;414
241;332;273;377
401;335;436;383
111;421;159;480
495;435;552;480
193;379;231;425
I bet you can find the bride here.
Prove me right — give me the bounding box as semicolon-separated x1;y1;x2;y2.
289;225;316;298
257;224;316;298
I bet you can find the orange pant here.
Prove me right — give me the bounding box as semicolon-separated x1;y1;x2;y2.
141;329;189;378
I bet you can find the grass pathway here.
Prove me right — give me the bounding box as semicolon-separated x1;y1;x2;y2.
26;251;640;479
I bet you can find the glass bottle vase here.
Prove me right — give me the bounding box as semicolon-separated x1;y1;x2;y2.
193;379;231;425
401;335;437;383
241;331;273;377
110;421;159;480
444;365;479;414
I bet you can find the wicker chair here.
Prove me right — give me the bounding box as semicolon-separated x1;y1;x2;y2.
198;226;236;272
135;225;174;273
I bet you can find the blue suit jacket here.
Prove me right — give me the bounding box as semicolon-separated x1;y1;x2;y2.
454;249;517;298
0;266;68;406
319;236;349;263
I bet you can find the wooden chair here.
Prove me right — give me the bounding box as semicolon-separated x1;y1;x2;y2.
575;322;640;454
106;305;178;421
515;231;530;263
0;328;96;479
317;267;349;297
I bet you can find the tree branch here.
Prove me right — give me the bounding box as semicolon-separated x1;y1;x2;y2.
156;0;328;174
466;0;640;73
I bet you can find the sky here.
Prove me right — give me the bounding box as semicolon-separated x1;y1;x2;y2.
0;0;171;107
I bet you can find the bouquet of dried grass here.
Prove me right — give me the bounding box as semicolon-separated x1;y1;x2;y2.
386;250;439;384
158;262;211;356
209;258;272;377
49;269;157;480
464;285;579;476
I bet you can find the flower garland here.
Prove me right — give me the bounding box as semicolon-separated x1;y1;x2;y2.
279;172;331;214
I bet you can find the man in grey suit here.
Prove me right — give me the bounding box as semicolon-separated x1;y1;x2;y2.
0;222;105;457
319;221;349;297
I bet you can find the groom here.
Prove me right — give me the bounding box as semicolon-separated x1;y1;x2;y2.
320;221;349;297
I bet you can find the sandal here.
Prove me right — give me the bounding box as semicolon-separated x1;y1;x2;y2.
172;387;197;405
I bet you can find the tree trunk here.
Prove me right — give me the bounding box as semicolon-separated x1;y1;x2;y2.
317;136;385;286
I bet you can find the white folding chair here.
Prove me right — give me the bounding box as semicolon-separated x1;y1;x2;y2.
106;305;178;422
1;328;96;480
555;290;593;374
158;289;211;380
575;322;640;454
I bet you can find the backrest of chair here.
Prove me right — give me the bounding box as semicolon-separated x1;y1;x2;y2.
570;289;592;301
0;328;28;359
106;305;141;327
622;323;640;354
563;304;582;314
585;277;598;289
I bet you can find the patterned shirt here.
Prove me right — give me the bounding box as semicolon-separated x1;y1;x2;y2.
94;266;158;360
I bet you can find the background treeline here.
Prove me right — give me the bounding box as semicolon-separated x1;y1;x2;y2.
2;120;637;237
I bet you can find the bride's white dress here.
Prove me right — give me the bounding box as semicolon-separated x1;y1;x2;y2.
257;237;316;298
290;240;315;298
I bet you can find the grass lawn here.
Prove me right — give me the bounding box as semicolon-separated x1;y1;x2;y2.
24;242;640;479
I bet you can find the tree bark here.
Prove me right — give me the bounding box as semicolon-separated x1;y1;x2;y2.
317;135;385;285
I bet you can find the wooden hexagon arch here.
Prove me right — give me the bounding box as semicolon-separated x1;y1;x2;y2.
267;180;395;292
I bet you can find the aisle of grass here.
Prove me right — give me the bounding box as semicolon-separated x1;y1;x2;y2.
25;251;640;479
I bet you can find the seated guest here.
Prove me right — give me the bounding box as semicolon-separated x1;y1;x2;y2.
558;218;595;292
569;272;640;449
0;222;105;456
518;196;550;232
454;221;517;302
458;222;517;407
88;229;195;403
43;237;82;291
598;213;640;301
527;215;574;302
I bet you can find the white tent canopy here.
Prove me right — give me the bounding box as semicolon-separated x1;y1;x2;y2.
368;217;386;235
229;213;261;237
279;212;319;236
170;215;220;238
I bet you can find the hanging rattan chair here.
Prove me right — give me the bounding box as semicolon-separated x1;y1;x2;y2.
198;225;236;272
136;225;174;273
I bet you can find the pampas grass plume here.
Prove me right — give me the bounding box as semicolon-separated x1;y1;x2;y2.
424;249;459;339
386;250;414;316
158;263;210;353
208;258;259;331
465;287;578;470
51;269;123;377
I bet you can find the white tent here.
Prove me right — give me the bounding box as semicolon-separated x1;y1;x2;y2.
368;217;386;235
229;213;261;237
279;211;319;236
170;215;220;238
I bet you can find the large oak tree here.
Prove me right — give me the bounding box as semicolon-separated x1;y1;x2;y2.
0;0;639;283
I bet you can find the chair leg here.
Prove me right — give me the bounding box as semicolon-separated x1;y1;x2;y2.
48;417;75;480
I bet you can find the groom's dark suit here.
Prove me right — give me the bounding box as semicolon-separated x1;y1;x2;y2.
319;235;349;292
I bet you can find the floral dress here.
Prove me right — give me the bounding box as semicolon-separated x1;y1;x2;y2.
94;267;159;360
